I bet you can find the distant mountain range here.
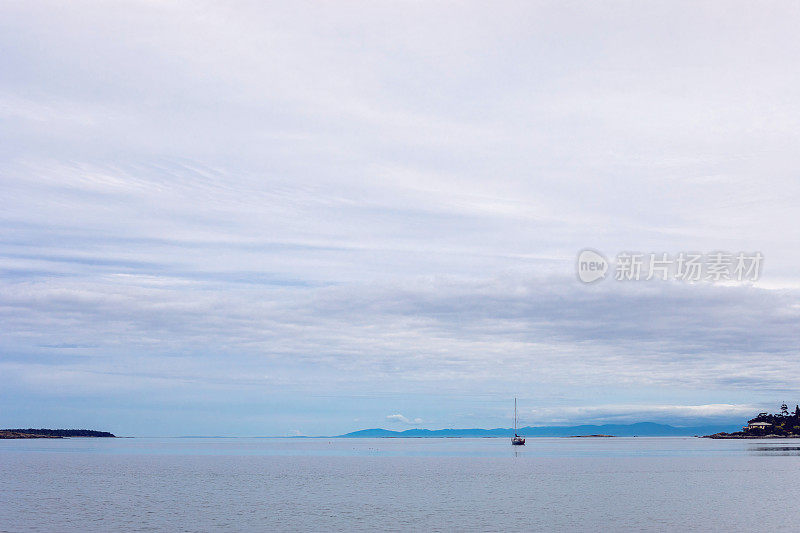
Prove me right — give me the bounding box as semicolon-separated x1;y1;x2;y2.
337;422;741;438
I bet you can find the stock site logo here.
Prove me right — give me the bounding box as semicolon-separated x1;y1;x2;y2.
576;249;608;283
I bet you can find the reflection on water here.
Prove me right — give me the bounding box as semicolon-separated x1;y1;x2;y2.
749;445;800;456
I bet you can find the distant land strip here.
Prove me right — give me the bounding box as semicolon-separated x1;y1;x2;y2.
0;429;116;439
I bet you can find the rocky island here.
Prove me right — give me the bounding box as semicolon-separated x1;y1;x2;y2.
705;403;800;439
0;429;116;439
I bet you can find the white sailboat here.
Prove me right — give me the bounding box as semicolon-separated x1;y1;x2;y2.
512;397;525;445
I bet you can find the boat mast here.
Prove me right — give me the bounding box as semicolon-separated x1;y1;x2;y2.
514;397;517;433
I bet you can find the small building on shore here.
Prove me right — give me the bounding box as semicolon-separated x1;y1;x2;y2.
746;421;772;430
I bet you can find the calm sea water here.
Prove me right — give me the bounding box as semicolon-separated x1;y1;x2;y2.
3;437;800;532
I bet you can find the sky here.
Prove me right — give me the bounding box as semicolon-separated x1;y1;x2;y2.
1;1;800;436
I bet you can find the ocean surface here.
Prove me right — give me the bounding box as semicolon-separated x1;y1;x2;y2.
3;437;800;532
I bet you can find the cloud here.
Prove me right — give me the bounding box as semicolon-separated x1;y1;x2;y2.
2;2;800;434
386;414;423;425
525;403;760;426
2;271;800;398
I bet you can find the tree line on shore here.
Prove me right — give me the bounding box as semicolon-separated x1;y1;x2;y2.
743;403;800;436
708;403;800;438
1;428;115;438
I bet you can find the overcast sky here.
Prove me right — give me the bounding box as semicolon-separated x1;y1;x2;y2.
2;1;800;436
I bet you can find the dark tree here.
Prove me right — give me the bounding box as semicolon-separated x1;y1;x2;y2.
781;403;789;416
795;405;800;418
2;429;115;438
